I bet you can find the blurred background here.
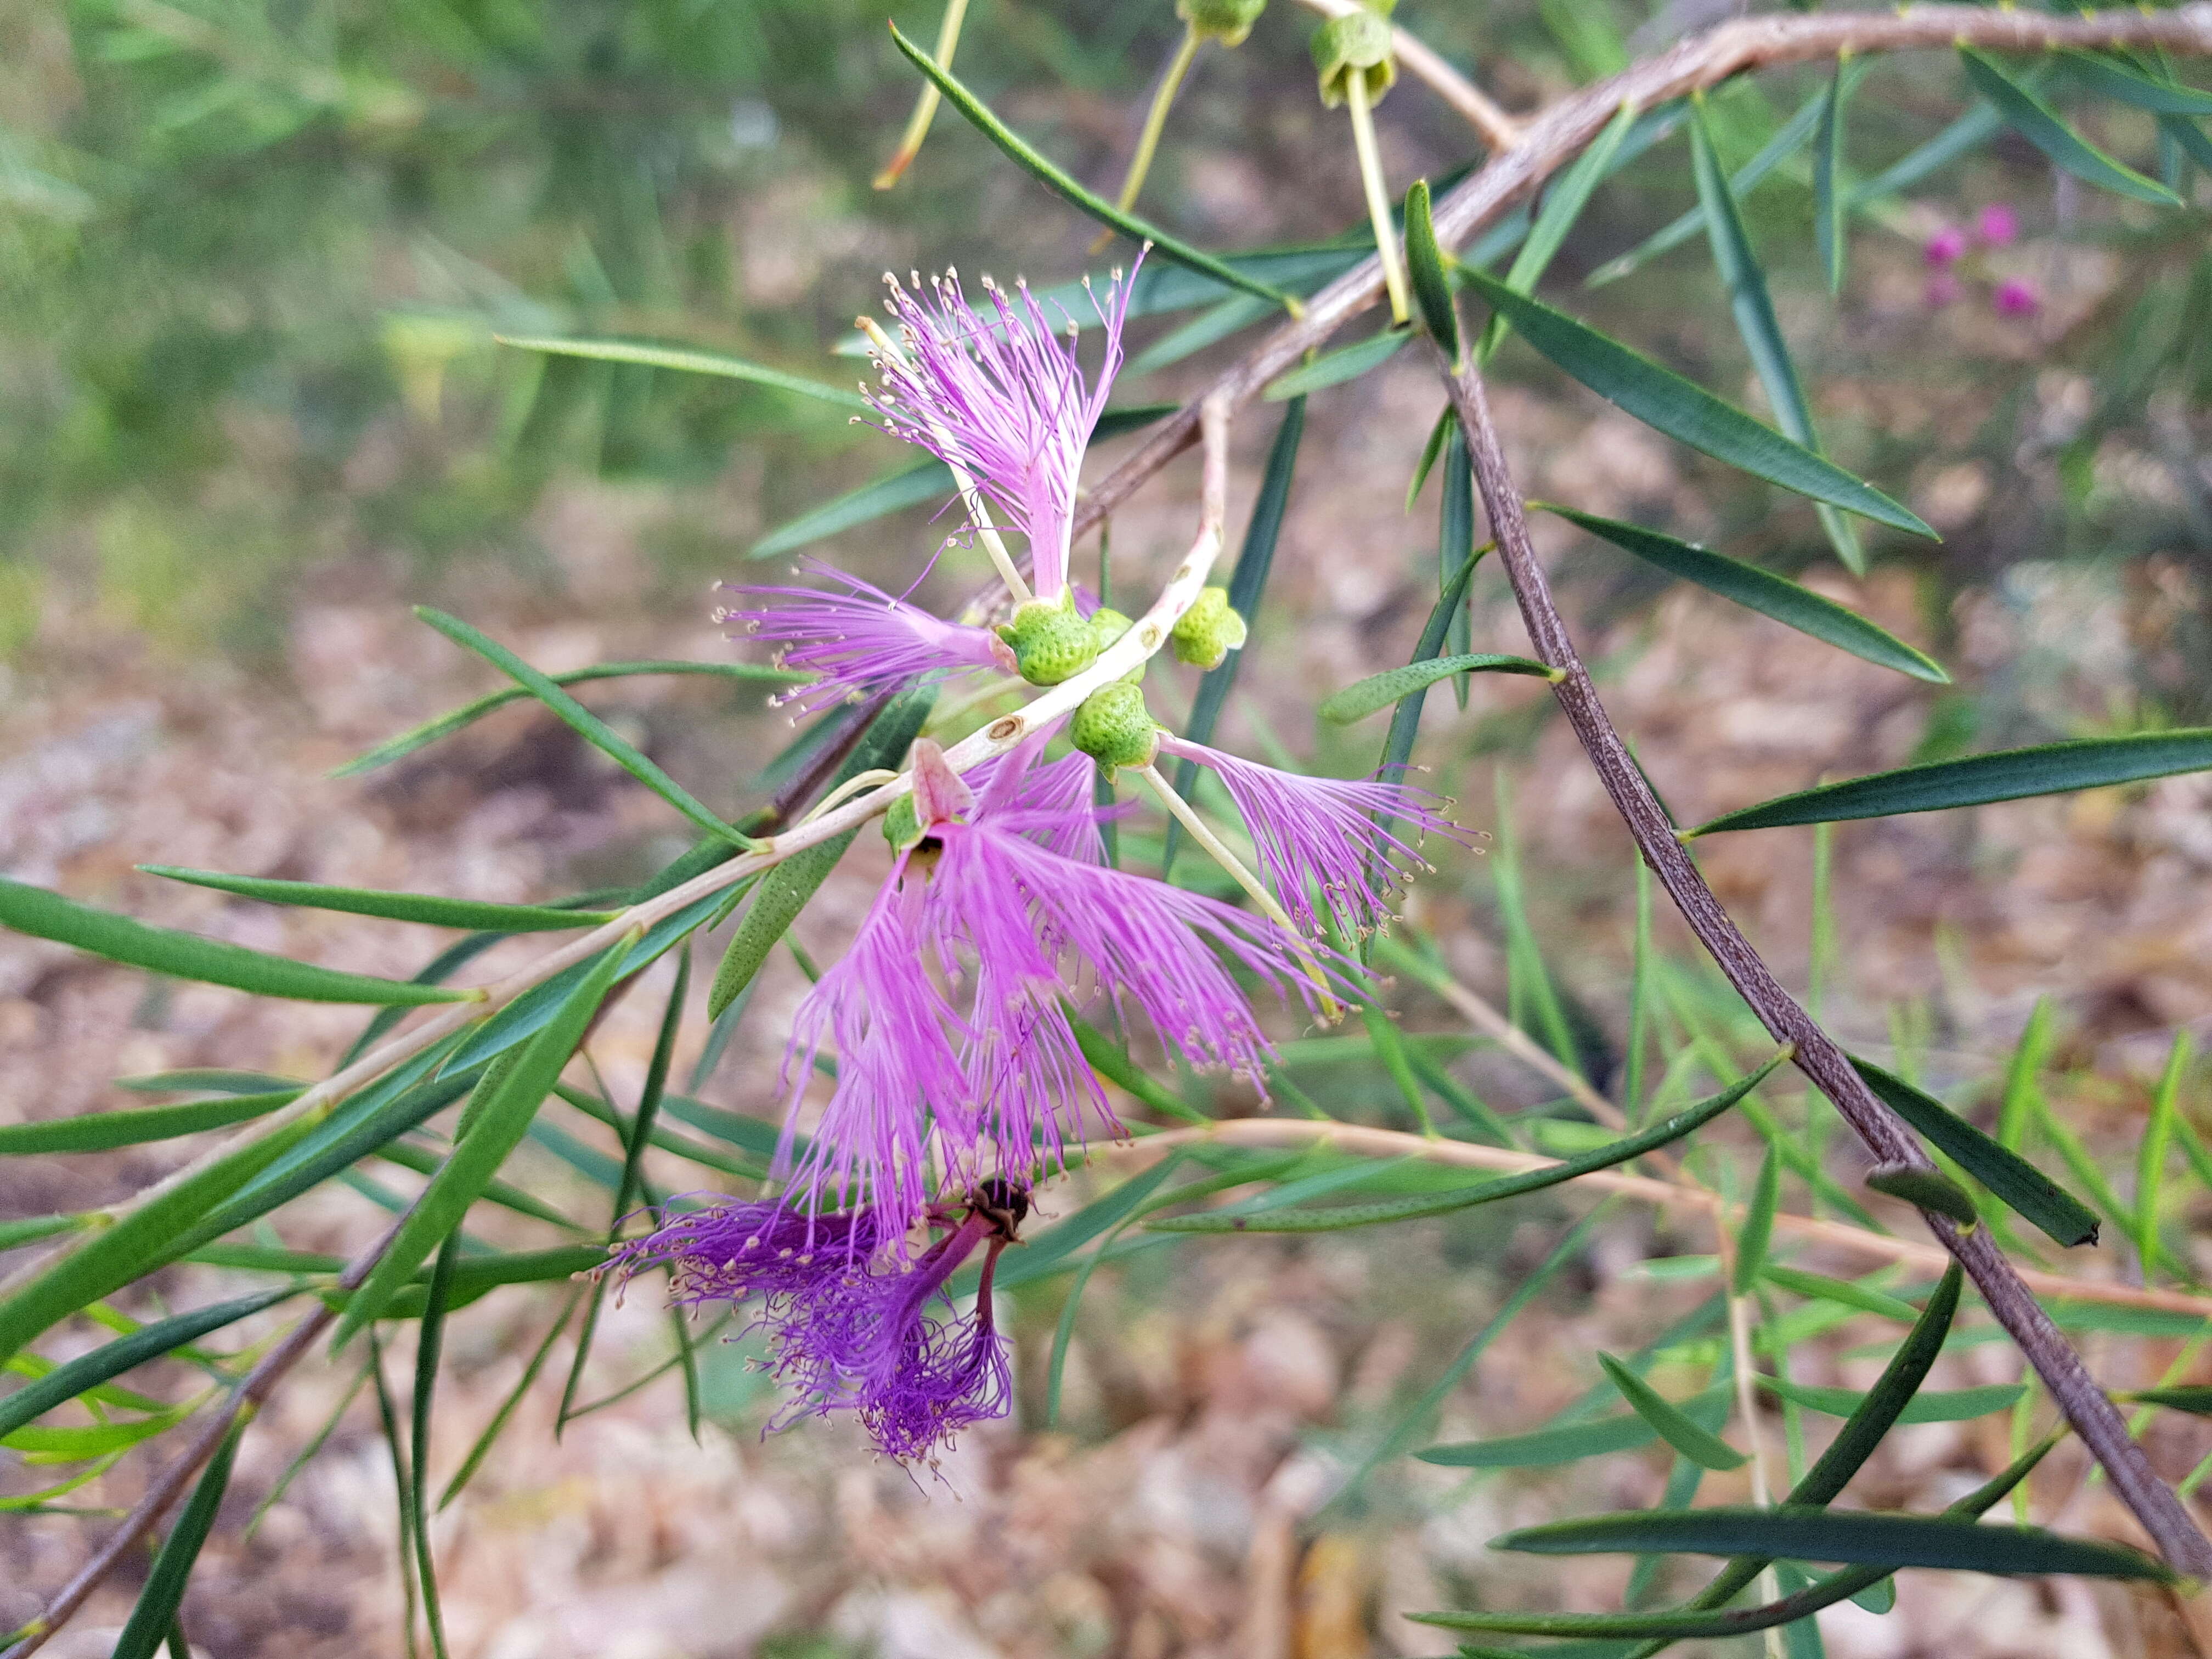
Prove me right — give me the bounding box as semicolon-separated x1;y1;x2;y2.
4;1;2212;1654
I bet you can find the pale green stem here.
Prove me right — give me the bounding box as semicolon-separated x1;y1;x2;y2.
874;0;970;189
1346;72;1409;325
1091;24;1204;255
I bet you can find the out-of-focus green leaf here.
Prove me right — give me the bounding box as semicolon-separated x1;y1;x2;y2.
416;609;752;850
1757;1375;2024;1424
888;24;1293;307
1480;100;1636;362
1815;63;1850;292
1493;1505;2171;1579
1599;1352;1745;1470
494;335;870;411
332;662;808;778
1852;1058;2097;1248
1069;1011;1209;1125
6;1397;199;1462
2059;52;2212;116
1761;1265;1917;1323
0;878;480;1007
116;1069;303;1096
1404;404;1454;511
1688;729;2212;836
138;867;615;933
441;1288;580;1510
1734;1142;1780;1294
1374;544;1487;805
1689;97;1864;572
0;1090;299;1155
1961;48;2180;206
2136;1032;2188;1276
1418;1386;1733;1469
1457;267;1931;537
1536;505;1946;681
110;1415;247;1659
1318;653;1558;724
2121;1387;2212;1417
1263;327;1408;400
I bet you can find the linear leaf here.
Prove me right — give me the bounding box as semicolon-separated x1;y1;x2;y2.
1537;505;1945;681
1319;654;1558;725
2059;52;2212;116
1495;1505;2170;1579
1865;1163;1978;1225
1961;48;2180;206
331;937;634;1348
1263;327;1408;400
1852;1057;2097;1248
1128;292;1278;376
1375;543;1488;805
1690;97;1864;572
0;1090;297;1156
1148;1051;1785;1234
1404;404;1454;511
1689;729;2212;836
441;1288;579;1509
2161;113;2212;176
493;335;869;412
1734;1142;1781;1294
1481;100;1637;362
332;661;808;778
415;609;752;849
2136;1032;2188;1276
1403;179;1459;363
110;1415;247;1659
1418;1387;1734;1469
1815;64;1850;292
2121;1386;2212;1416
1457;266;1930;537
1756;1374;2024;1424
1599;1352;1745;1470
1069;1012;1209;1125
139;867;614;934
888;24;1292;307
117;1069;304;1096
1761;1265;1917;1324
1165;398;1305;874
0;878;479;1007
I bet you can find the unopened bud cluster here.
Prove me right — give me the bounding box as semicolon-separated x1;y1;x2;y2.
1311;0;1396;108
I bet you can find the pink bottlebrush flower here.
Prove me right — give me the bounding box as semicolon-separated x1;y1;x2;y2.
865;258;1138;603
1923;227;1968;268
1993;277;2040;317
1924;272;1962;309
1977;203;2019;247
717;560;1014;716
1155;736;1472;941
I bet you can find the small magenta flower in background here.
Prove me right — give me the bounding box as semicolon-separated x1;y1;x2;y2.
1977;202;2019;246
1923;225;1968;268
1993;277;2039;317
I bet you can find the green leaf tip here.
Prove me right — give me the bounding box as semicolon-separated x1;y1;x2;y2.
1402;179;1460;365
1865;1163;1978;1227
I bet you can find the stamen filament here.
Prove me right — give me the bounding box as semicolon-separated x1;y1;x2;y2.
873;0;970;190
1090;22;1204;256
1136;763;1342;1021
1346;72;1410;325
857;315;1035;606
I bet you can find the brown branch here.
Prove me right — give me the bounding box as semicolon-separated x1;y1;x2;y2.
1072;2;2212;539
1432;346;2212;1582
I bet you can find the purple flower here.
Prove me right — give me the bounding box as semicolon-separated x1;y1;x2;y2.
1993;277;2040;317
609;1196;886;1298
1977;204;2019;247
864;261;1137;603
1154;736;1470;941
717;560;1014;716
847;1201;1018;1461
1923;227;1968;268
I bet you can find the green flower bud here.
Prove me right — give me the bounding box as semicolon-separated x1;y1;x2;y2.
1070;680;1161;781
1311;5;1396;109
1088;605;1135;652
882;793;922;853
995;594;1098;686
1169;585;1249;669
1178;0;1266;48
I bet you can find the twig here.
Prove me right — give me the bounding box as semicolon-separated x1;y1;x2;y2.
1432;345;2212;1580
1289;0;1522;151
1110;1119;2212;1321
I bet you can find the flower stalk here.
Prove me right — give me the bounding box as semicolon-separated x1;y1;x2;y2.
1091;21;1205;256
873;0;971;189
1346;70;1410;325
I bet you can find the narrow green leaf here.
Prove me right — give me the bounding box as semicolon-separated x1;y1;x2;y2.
1815;63;1850;293
1417;1387;1734;1469
1961;48;2181;206
0;878;479;1007
1690;729;2212;836
7;1398;198;1462
1757;1374;2024;1424
1375;544;1487;803
1148;1049;1786;1234
1734;1143;1781;1294
748;403;1177;560
1866;1163;1978;1226
0;1090;298;1156
1851;1057;2098;1248
1457;266;1931;537
1598;1352;1745;1471
888;23;1294;307
1496;1504;2170;1579
2136;1032;2188;1276
1069;1012;1209;1125
493;335;870;413
1128;292;1278;376
110;1415;247;1659
408;1235;457;1659
1479;100;1637;363
138;867;614;934
1263;327;1408;400
332;661;808;778
0;1215;97;1254
1319;654;1558;724
1690;97;1864;572
1536;505;1946;682
441;1288;580;1509
116;1069;303;1096
1761;1264;1918;1324
331;936;635;1349
2120;1386;2212;1417
415;609;752;850
2162;114;2212;177
1404;404;1454;511
2059;52;2212;116
1848;101;2007;205
1402;180;1459;363
1165;398;1305;874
